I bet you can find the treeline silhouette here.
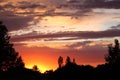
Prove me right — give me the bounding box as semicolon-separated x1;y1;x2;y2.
0;21;120;80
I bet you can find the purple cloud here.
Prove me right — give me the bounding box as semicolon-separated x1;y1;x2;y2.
11;29;120;42
60;0;120;9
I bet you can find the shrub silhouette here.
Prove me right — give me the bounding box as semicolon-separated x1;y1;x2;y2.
0;21;24;71
32;65;39;72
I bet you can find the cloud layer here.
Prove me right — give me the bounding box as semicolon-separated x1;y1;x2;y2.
10;28;120;42
1;0;120;30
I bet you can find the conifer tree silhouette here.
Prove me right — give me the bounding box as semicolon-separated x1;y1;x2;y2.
66;56;71;64
0;21;24;71
73;58;76;64
58;56;63;68
105;39;120;65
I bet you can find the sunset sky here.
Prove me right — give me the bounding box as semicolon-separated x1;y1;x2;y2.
0;0;120;73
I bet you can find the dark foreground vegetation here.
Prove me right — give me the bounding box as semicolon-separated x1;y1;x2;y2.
0;21;120;80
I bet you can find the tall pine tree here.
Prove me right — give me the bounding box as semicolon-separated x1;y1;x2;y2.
105;39;120;65
0;21;24;71
58;56;63;68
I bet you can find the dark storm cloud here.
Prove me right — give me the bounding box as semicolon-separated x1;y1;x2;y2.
1;0;120;17
18;1;47;9
0;1;42;31
56;0;120;18
11;29;120;42
64;0;120;9
85;0;120;9
0;16;33;31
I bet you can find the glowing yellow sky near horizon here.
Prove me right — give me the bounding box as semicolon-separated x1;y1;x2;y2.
10;10;120;73
14;39;116;73
9;12;120;73
1;0;120;74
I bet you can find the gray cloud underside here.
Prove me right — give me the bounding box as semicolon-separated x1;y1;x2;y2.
86;0;120;9
60;0;120;9
0;16;33;31
1;0;120;33
11;29;120;42
111;24;120;29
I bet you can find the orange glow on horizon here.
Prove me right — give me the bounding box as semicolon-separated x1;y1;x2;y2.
20;51;105;73
25;64;54;73
1;0;120;75
14;40;107;73
18;51;59;73
24;57;104;73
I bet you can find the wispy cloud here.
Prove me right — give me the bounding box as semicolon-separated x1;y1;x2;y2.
10;29;120;42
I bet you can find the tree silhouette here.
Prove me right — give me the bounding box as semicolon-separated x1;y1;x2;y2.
58;56;63;68
73;58;76;64
0;21;24;71
32;65;39;71
105;39;120;65
65;56;71;64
